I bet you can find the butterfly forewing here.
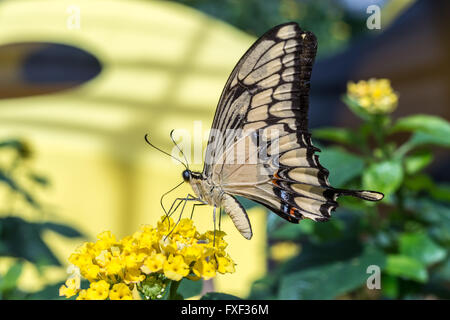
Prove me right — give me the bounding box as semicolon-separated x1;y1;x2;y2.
201;22;383;232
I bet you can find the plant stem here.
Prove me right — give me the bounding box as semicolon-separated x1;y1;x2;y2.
168;280;181;300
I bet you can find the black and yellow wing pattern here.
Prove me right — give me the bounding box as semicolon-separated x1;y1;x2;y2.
201;22;383;232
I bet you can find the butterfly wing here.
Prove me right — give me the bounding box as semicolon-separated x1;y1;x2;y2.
203;23;383;235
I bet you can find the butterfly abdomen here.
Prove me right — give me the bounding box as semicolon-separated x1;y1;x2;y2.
221;193;252;240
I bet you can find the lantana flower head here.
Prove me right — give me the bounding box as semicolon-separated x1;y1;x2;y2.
59;215;235;300
347;78;398;114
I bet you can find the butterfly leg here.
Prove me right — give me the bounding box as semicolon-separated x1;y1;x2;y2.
164;194;200;239
162;194;199;229
190;202;206;219
213;206;217;247
219;207;223;231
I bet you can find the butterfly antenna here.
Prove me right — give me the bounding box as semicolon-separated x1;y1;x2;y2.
170;129;190;170
144;134;188;170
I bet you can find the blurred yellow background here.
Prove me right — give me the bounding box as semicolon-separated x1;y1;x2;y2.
0;0;267;297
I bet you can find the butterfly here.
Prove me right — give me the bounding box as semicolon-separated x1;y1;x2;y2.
153;22;384;240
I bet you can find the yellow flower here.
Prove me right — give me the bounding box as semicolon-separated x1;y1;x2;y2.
59;277;80;298
216;255;236;274
201;230;228;251
163;255;189;281
270;241;301;262
124;251;147;269
159;237;178;255
68;252;91;267
157;216;174;234
62;215;236;300
347;78;398;114
193;259;216;280
141;253;166;274
76;289;88;300
174;219;197;238
105;257;123;276
86;280;110;300
181;245;203;265
95;250;111;268
83;264;101;282
109;283;133;300
96;231;117;249
124;267;146;284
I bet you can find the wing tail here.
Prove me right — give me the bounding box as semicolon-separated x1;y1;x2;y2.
334;189;384;202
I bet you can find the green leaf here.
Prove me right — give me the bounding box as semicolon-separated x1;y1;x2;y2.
270;223;302;240
436;258;450;281
362;160;403;196
0;262;23;292
278;246;386;299
392;114;450;138
247;275;277;300
409;132;450;148
0;139;30;158
177;279;203;299
404;199;450;245
312;127;357;145
404;150;433;174
381;274;399;299
0;217;60;266
0;172;40;209
24;281;67;300
399;232;447;266
200;292;241;300
385;255;428;283
312;219;345;242
28;173;50;187
392;115;450;149
319;147;365;187
270;220;315;240
342;95;371;121
429;183;450;202
41;222;83;238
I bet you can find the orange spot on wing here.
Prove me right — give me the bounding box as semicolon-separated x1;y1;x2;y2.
272;170;281;186
289;207;296;217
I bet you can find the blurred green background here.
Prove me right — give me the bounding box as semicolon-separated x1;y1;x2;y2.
0;0;449;299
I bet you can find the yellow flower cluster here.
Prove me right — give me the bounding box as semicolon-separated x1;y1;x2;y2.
347;78;398;114
59;216;235;300
270;241;300;262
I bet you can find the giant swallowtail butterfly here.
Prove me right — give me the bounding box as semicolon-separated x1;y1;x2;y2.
157;22;384;240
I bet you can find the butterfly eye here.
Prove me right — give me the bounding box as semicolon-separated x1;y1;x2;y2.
182;170;191;182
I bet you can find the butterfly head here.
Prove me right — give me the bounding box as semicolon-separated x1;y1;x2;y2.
182;169;191;182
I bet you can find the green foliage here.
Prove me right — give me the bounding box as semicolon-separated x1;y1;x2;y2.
319;147;364;187
385;255;428;283
200;292;241;300
279;247;385;299
249;90;450;300
0;139;83;300
363;160;403;196
178;278;204;299
171;0;371;58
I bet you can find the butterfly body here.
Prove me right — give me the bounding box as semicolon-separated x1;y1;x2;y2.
183;169;253;239
182;22;383;240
